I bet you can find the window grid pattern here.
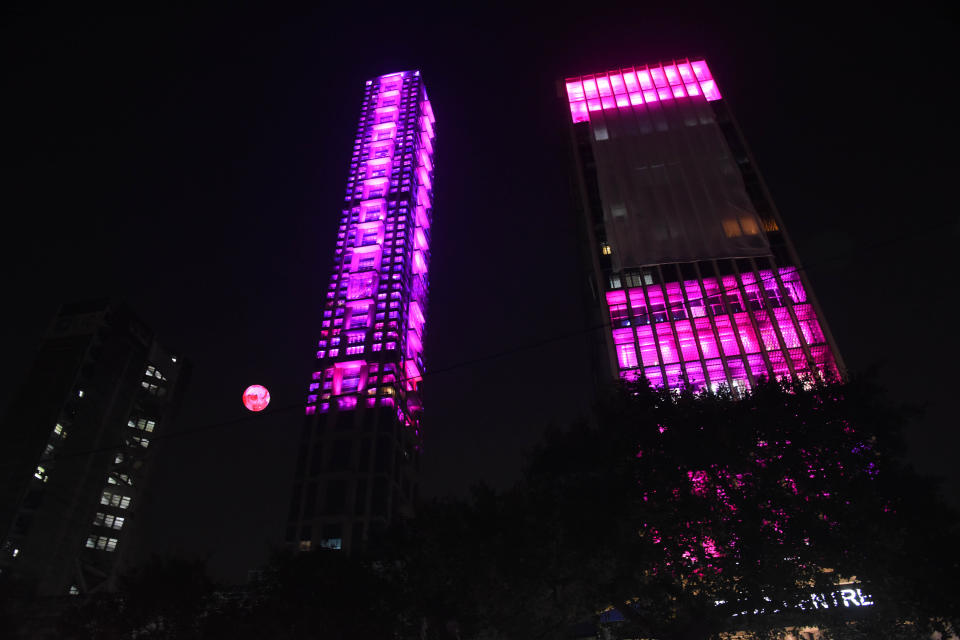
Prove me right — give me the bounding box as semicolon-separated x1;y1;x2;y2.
606;267;837;392
565;59;722;123
306;71;434;436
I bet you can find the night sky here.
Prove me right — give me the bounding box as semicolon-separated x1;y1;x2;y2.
3;6;957;582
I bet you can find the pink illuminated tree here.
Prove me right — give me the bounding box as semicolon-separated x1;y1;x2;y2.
400;377;959;640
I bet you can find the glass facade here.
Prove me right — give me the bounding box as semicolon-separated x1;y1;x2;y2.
565;58;841;391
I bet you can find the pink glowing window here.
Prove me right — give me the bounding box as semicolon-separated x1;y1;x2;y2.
664;364;683;388
349;245;381;272
409;301;425;334
779;268;806;303
628;287;646;310
564;59;721;123
415;204;430;229
650;67;667;88
700;80;721;101
685;361;706;392
656;324;678;364
596;76;612;97
355;221;385;247
637;69;654;90
406;330;422;359
636;326;659;366
735;314;760;353
347;272;378;300
404;359;422;384
570;101;589;123
372;123;396;141
421;116;434;140
766;349;790;380
375;106;398;124
418;148;433;172
746;354;767;379
694;317;719;358
789;348;808;376
414;227;428;250
565;79;585;102
370;141;394;159
726;358;748;388
691;60;711;81
412;250;427;275
793;304;825;345
360;199;386;222
377;90;400;108
365;159;391;179
712;315;739;356
773;308;801;348
645;366;664;388
583;77;599;99
362;178;389;200
754;312;780;351
705;359;726;388
423;100;435;124
675;321;699;362
612;328;634;344
417;185;431;210
617;343;639;369
417;165;431;191
609;73;625;94
606;290;626;305
664;65;681;85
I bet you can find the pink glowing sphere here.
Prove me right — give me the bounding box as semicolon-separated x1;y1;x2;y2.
242;385;271;412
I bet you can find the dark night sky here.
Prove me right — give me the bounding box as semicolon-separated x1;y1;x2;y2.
2;5;957;582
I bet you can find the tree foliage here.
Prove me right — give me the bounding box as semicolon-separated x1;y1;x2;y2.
48;377;959;640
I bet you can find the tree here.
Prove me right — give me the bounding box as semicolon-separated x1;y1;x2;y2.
400;377;960;640
57;555;215;639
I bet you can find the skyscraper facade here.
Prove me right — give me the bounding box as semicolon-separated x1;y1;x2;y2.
286;71;435;554
564;58;842;393
0;299;188;596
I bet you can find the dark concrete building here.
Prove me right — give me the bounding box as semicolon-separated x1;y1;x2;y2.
0;299;188;596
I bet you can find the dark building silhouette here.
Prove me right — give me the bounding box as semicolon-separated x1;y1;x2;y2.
563;58;843;392
285;70;435;554
0;299;189;596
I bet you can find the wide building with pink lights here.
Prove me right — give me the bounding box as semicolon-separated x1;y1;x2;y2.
564;58;842;393
286;71;434;554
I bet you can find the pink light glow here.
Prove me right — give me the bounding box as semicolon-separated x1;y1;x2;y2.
242;385;271;412
596;76;612;96
564;59;721;122
606;268;837;391
609;73;625;94
414;227;428;250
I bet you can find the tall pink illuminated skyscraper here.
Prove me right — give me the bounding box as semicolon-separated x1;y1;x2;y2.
287;71;435;553
564;59;843;393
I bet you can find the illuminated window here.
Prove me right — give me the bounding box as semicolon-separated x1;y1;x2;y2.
34;466;48;482
601;243;612;255
85;536;118;552
100;491;131;509
53;423;66;437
